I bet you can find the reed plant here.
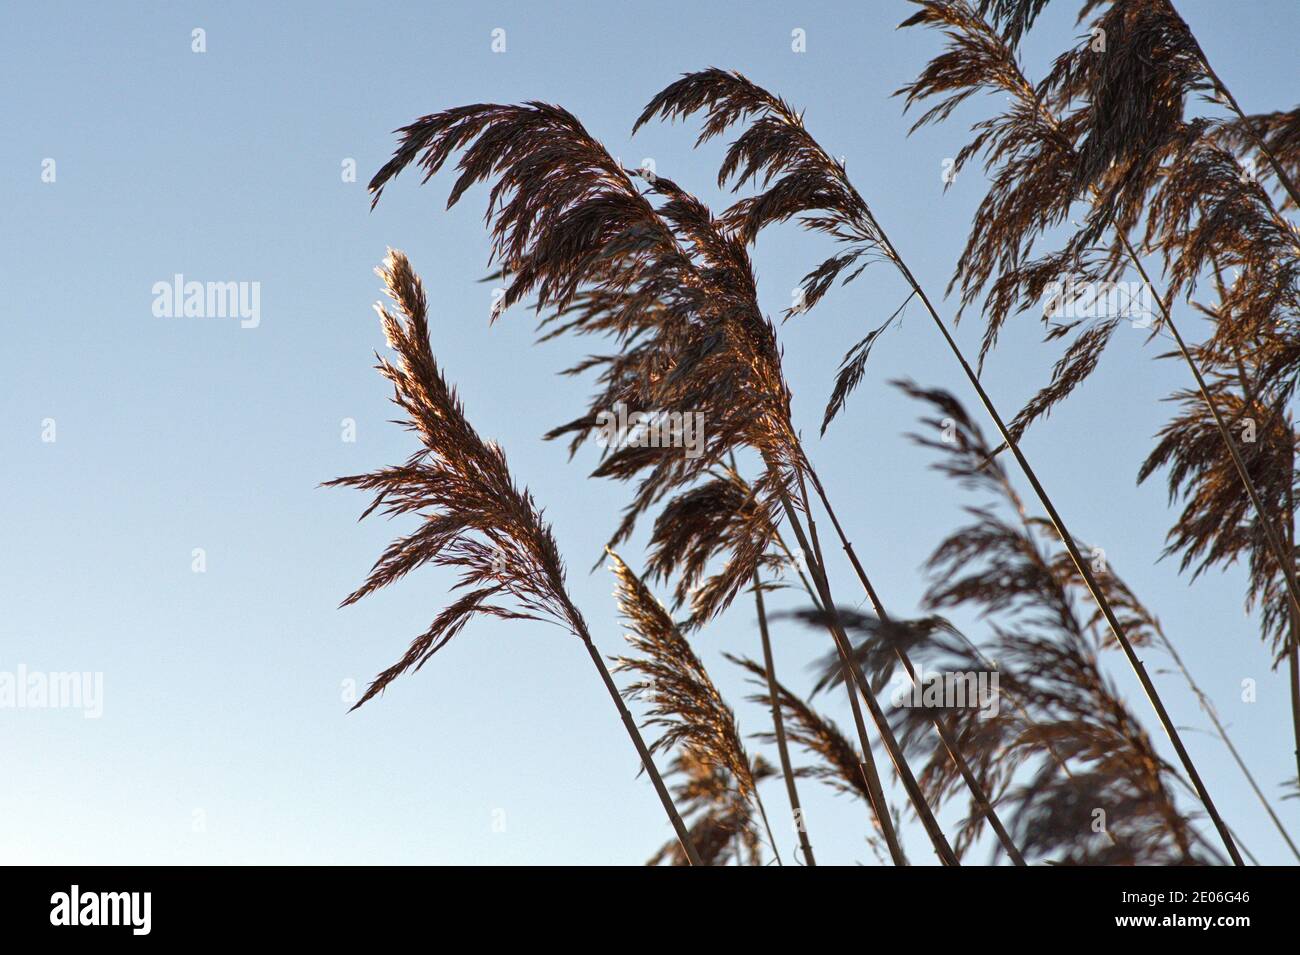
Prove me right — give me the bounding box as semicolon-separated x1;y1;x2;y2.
899;0;1300;797
331;1;1299;864
331;250;702;864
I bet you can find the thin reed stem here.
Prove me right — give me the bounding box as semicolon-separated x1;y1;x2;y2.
1153;613;1300;862
769;523;912;864
753;569;817;865
778;483;959;865
751;784;783;866
773;490;907;864
578;629;704;866
1288;482;1300;789
1292;631;1300;789
877;230;1245;864
802;465;1027;865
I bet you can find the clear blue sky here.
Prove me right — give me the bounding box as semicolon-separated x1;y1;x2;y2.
3;1;1297;864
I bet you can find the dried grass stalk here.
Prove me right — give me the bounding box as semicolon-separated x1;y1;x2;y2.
330;250;701;864
608;551;779;864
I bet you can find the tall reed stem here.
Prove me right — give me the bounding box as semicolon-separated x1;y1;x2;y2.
1010;47;1296;842
874;230;1245;865
769;515;911;862
578;630;704;866
1291;622;1300;788
770;490;907;863
777;484;960;865
753;569;817;865
751;783;783;866
1115;225;1300;703
802;466;1027;865
1153;601;1300;861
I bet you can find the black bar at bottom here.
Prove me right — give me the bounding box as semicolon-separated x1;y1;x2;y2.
0;864;1280;940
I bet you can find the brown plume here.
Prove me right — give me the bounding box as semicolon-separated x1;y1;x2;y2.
327;250;586;708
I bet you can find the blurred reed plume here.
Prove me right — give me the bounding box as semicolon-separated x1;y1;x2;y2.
899;0;1300;799
897;381;1218;863
645;750;776;866
778;381;1220;863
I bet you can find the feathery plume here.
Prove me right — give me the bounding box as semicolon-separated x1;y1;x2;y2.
330;250;702;863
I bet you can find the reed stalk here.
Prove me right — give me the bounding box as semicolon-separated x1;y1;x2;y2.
890;252;1244;865
332;250;702;866
753;568;818;865
580;629;706;865
756;483;912;859
1147;599;1300;862
802;466;1027;865
976;0;1300;798
776;484;959;865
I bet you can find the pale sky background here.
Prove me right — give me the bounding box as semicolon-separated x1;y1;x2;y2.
3;1;1298;865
